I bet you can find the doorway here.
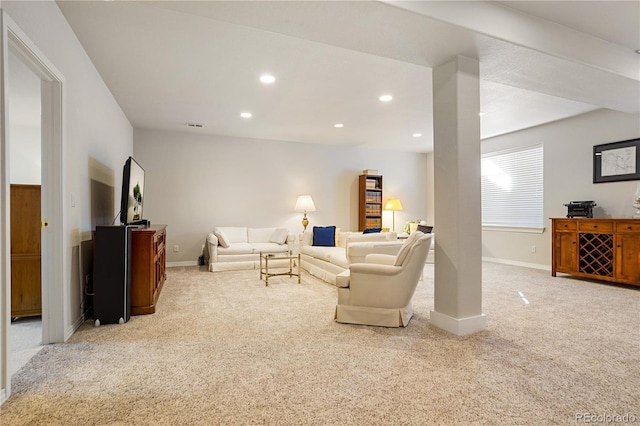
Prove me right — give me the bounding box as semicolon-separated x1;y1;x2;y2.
7;27;43;379
2;12;65;401
8;46;43;374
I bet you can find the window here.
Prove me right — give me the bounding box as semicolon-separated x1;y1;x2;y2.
481;145;543;231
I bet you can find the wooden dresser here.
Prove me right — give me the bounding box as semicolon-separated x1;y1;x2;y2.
131;225;167;315
551;218;640;286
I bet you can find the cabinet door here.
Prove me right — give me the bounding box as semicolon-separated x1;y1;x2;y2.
615;234;640;283
555;232;578;273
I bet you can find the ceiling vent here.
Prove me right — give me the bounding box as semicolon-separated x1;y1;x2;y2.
186;123;204;128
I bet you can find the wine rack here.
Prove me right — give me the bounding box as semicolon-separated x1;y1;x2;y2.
578;233;613;277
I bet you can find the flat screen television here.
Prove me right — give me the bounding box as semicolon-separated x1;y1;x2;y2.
119;156;147;226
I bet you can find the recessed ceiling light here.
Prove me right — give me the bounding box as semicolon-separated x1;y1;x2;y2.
379;94;393;102
240;112;252;118
334;123;344;128
636;49;640;54
412;133;422;138
260;74;276;84
479;112;486;116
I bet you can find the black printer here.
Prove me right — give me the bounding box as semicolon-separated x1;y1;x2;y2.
563;201;596;218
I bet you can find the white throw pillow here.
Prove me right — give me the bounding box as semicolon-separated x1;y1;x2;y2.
270;228;289;245
213;227;231;248
394;231;423;266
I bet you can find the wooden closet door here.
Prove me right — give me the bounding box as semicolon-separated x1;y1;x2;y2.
10;184;42;318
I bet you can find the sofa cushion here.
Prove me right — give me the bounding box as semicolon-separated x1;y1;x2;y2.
213;227;231;248
345;232;393;244
251;242;290;254
336;270;351;288
218;227;248;243
269;228;289;245
218;242;253;255
313;226;336;247
301;246;348;268
301;230;313;247
248;227;276;243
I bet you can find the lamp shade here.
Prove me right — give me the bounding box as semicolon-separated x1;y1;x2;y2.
384;198;403;211
295;195;316;212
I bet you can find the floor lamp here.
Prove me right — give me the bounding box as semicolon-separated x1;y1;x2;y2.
384;198;403;233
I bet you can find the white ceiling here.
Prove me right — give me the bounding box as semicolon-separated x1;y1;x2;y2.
10;1;640;153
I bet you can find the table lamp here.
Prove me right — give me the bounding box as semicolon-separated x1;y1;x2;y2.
295;195;316;230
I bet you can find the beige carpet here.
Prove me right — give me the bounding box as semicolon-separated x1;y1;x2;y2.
1;263;639;425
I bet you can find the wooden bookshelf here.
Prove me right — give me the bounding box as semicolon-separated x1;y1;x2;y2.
359;174;383;231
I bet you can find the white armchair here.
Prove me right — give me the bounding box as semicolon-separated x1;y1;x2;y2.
334;232;432;327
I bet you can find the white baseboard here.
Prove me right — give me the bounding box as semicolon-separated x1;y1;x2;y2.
482;257;550;271
429;310;487;336
167;261;199;268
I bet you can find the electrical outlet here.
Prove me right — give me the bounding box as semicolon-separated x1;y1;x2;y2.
530;245;536;253
173;245;179;252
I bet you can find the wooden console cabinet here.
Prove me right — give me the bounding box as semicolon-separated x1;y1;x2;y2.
551;218;640;286
131;225;167;315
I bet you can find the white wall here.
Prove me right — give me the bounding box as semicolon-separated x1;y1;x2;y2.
134;128;430;264
1;0;132;353
480;109;640;268
8;48;41;184
9;125;39;184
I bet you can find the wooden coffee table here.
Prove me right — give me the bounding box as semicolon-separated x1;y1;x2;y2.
259;252;301;286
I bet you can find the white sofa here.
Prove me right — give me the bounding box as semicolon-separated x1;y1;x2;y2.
299;228;403;285
205;226;295;272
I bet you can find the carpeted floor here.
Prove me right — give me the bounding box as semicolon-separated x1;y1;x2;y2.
1;262;638;425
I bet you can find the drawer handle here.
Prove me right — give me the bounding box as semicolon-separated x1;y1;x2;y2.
593;225;598;228
629;226;633;230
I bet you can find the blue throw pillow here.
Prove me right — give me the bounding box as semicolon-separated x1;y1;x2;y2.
313;226;336;247
363;228;381;234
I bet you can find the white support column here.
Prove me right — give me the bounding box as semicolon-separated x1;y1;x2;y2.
431;55;486;335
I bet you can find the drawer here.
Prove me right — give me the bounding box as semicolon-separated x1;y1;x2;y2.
578;221;613;233
616;221;640;233
554;220;577;231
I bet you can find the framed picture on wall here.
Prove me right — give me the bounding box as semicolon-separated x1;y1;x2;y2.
593;138;640;183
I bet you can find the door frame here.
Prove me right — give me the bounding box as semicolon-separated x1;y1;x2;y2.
1;10;65;402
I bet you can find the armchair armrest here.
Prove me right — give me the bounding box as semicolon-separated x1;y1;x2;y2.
349;263;401;276
206;233;219;271
365;253;396;265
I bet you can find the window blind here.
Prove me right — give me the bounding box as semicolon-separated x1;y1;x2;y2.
481;145;543;229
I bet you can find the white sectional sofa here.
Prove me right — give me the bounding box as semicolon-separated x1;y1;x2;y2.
205;226;295;272
299;227;403;285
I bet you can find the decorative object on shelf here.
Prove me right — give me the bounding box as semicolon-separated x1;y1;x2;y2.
563;201;596;218
633;184;640;219
384;198;403;233
295;195;316;231
593;138;640;183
